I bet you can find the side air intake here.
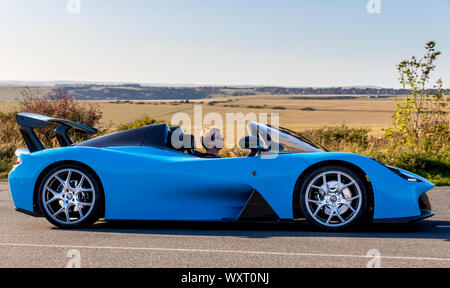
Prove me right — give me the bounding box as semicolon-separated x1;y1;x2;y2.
237;190;279;221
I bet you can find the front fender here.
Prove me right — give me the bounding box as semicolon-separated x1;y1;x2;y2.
299;152;435;220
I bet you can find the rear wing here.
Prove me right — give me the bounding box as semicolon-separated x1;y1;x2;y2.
16;113;98;152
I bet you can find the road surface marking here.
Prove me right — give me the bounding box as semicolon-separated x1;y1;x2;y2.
0;242;449;262
436;225;450;228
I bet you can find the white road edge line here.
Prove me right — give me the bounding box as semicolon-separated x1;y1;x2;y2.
1;242;449;262
436;225;450;228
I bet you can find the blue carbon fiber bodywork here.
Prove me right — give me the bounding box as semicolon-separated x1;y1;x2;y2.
9;146;434;221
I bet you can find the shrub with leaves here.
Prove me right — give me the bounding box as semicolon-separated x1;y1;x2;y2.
380;41;449;184
301;124;449;185
18;92;103;147
302;125;371;152
0;90;103;178
386;41;449;153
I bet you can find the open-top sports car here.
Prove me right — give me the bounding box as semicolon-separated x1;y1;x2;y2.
9;113;435;231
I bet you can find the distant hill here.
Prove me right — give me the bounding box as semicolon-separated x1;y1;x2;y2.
0;82;411;101
56;85;221;100
55;84;406;100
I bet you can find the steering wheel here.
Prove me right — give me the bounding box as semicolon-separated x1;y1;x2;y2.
238;136;262;157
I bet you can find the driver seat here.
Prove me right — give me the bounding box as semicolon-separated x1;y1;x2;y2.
181;134;199;155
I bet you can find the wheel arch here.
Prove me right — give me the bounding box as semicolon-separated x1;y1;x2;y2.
33;160;105;217
292;160;374;219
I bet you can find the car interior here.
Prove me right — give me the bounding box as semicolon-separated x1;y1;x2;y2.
167;125;264;158
77;122;276;157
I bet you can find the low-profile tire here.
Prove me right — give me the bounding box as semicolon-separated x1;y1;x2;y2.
299;165;369;231
38;164;102;228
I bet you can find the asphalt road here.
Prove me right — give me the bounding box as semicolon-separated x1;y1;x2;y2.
0;182;449;268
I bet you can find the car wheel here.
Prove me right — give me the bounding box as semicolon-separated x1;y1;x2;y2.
38;164;102;228
299;165;369;231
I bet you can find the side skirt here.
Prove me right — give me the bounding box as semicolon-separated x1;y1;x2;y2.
15;208;43;217
373;210;435;224
236;190;280;221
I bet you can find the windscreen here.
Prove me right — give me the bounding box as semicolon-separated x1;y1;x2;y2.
248;122;323;153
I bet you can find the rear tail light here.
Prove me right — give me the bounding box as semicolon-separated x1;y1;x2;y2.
13;148;29;170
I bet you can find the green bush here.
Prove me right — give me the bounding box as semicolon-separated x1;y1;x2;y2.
302;125;371;152
301;125;449;185
0;144;16;179
0;92;103;179
373;147;449;185
13;93;103;147
386;41;449;155
377;41;449;185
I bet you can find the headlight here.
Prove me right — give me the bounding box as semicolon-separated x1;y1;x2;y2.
371;158;422;182
386;166;422;182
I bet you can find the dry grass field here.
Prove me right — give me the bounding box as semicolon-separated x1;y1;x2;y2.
0;95;395;135
92;96;395;136
0;86;397;136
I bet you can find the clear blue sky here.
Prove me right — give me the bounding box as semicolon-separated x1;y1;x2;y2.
1;0;449;88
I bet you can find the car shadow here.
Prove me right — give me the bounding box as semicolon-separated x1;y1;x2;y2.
61;219;450;242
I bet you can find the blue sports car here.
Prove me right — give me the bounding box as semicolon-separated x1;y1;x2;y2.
9;113;435;231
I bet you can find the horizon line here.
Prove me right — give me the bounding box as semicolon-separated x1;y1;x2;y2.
0;80;405;90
